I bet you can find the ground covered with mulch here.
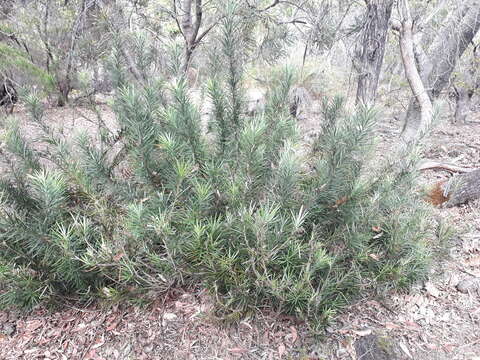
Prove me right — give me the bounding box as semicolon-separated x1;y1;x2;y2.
0;105;479;360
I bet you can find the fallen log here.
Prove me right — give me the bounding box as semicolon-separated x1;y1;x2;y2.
443;168;480;207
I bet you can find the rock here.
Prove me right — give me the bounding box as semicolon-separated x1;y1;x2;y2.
7;311;19;322
424;281;440;297
143;342;154;353
456;278;480;294
354;334;402;360
2;323;16;336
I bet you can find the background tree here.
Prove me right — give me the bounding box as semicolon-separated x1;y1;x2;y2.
354;0;394;106
393;0;434;142
451;44;480;124
1;0;107;106
400;1;480;141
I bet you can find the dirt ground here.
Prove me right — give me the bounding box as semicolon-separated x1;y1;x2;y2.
0;103;479;360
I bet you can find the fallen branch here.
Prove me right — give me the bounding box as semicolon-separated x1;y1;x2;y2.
418;160;474;174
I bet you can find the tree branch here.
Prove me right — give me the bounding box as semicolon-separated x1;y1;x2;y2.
262;0;280;12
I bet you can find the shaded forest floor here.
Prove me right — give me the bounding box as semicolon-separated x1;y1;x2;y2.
0;104;479;360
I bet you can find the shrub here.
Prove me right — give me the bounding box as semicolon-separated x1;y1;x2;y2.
0;8;432;327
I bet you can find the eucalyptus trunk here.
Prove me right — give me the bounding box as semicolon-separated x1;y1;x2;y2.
453;87;474;124
452;46;480;124
402;1;480;141
355;0;394;106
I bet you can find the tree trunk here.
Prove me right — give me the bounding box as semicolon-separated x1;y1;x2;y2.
443;169;480;207
0;77;17;114
453;87;474;124
394;0;433;142
452;46;480;124
179;0;203;74
401;100;422;141
56;78;71;107
180;0;194;72
355;0;394;106
401;1;480;141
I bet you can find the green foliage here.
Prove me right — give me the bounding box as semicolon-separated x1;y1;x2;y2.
0;12;431;328
0;43;54;89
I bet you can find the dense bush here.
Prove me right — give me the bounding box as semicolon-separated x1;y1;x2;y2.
0;11;432;327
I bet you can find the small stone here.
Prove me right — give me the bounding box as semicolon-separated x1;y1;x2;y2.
8;312;19;322
143;343;154;353
424;281;440;297
0;313;8;323
354;334;402;360
456;278;480;293
325;326;335;334
162;312;177;324
2;323;15;336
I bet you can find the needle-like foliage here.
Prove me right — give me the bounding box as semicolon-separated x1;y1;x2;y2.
0;5;431;328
